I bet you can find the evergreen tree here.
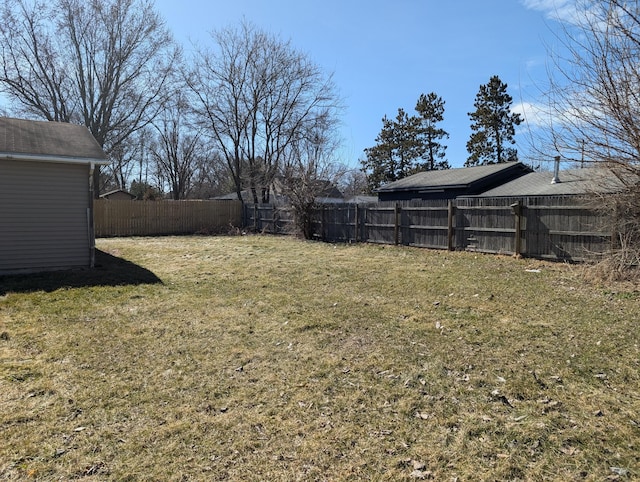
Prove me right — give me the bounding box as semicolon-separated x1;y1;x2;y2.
361;109;419;191
361;92;449;191
415;93;450;171
465;75;522;166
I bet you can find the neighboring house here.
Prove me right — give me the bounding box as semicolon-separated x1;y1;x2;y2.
212;178;344;205
0;117;109;275
344;195;378;204
476;167;628;197
375;162;533;201
100;188;137;200
271;177;344;204
211;190;274;204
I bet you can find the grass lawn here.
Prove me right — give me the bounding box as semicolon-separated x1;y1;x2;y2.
1;235;638;481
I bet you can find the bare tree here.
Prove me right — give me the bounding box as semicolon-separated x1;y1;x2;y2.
340;169;370;198
279;114;346;238
541;0;640;274
108;133;148;190
0;0;178;195
150;93;208;200
186;20;341;204
189;150;230;199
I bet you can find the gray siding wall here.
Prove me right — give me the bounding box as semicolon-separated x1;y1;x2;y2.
0;159;91;274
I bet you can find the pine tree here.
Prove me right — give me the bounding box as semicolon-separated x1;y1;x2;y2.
466;76;522;166
415;93;450;171
361;93;449;191
361;108;421;191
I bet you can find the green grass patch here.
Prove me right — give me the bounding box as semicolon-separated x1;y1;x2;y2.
1;235;638;480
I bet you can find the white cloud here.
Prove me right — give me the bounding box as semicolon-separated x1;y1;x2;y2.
513;101;555;130
520;0;586;25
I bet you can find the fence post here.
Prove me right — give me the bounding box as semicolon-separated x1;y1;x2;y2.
447;200;455;251
273;205;280;234
394;202;401;245
253;204;258;232
354;204;359;243
611;200;619;252
511;201;522;256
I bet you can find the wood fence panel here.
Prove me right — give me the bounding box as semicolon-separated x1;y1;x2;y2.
363;203;397;245
244;204;294;234
455;197;517;254
322;204;356;242
95;200;242;237
523;196;610;261
257;204;277;233
399;199;450;249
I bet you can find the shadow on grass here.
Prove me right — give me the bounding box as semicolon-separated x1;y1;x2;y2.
0;250;162;295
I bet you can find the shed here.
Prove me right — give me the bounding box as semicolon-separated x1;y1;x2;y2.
375;162;533;201
0;117;109;274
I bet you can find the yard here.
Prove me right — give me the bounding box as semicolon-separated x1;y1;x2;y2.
1;235;638;481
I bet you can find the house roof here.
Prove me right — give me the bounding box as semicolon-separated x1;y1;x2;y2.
376;162;532;193
272;177;344;199
346;195;379;204
100;188;137;199
0;117;108;164
476;168;627;197
211;191;247;201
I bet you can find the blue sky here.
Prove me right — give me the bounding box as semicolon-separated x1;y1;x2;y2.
155;0;574;169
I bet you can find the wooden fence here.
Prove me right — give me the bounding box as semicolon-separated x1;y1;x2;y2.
245;197;612;262
95;200;243;237
243;203;296;234
94;197;612;261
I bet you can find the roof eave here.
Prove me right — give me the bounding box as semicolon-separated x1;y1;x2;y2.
0;152;109;165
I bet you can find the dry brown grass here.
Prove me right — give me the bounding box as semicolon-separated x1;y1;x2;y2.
1;235;638;481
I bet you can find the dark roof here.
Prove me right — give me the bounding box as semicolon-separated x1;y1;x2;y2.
211;191;247;201
376;162;532;193
0;117;107;163
273;177;343;199
477;168;627;197
312;180;343;199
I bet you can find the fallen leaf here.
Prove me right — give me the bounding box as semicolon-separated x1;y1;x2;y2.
53;448;67;458
410;469;432;479
610;467;628;476
561;446;579;456
412;460;426;470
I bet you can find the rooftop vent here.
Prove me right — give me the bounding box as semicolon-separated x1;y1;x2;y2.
551;156;561;184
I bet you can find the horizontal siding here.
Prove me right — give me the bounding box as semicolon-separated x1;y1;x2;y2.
0;159;90;274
